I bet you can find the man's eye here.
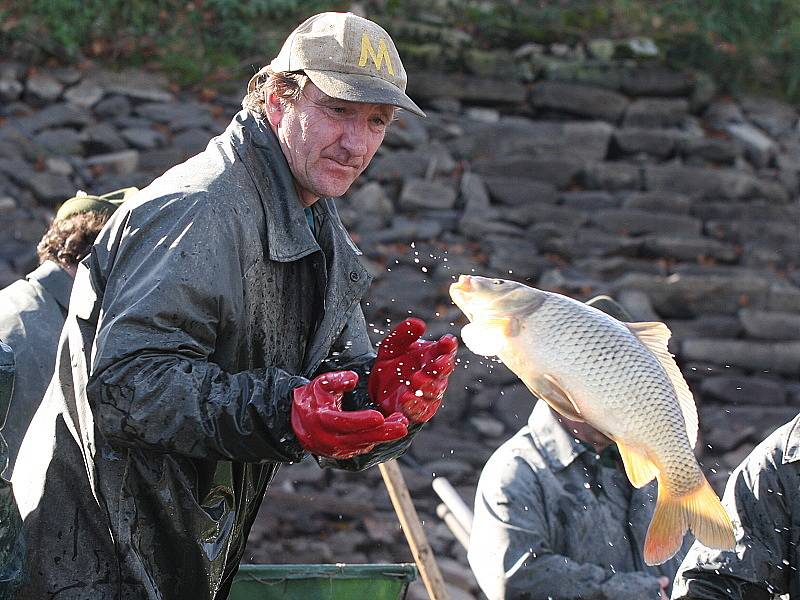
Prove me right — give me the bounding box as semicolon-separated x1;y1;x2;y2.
372;117;387;127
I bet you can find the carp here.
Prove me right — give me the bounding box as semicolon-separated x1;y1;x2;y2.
449;274;735;565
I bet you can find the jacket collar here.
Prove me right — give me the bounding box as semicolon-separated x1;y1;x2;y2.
27;260;72;312
228;109;321;262
527;401;589;472
781;413;800;464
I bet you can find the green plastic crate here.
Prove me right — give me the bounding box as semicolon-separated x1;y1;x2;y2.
230;563;417;600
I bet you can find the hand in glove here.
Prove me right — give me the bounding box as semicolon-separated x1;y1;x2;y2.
368;318;458;424
291;370;409;459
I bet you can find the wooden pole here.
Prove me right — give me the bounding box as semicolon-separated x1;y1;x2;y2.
379;459;449;600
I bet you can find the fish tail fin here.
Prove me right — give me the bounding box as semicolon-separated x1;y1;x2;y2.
644;476;735;565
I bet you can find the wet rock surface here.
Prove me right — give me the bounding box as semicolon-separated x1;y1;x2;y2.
1;59;799;598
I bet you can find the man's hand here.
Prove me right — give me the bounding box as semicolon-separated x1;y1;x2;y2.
291;371;409;459
368;318;458;424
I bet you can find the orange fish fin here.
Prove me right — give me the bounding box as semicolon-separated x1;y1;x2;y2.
626;321;699;449
526;374;584;422
616;441;658;488
644;475;735;566
484;316;520;336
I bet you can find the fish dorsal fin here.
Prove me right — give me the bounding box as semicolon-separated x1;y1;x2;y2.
525;373;584;423
616;440;658;488
626;321;698;449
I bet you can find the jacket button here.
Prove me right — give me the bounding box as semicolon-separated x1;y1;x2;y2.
349;271;360;282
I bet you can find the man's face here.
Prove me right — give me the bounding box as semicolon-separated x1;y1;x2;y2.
266;82;393;207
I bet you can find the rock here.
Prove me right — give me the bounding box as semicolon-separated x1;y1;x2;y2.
531;81;629;123
644;164;788;202
135;101;215;131
613;128;676;158
740;95;798;138
560;190;619;210
0;79;23;103
63;79;104;108
438;557;480;593
641;235;737;263
25;72;63;105
678;136;742;164
768;283;800;312
617;288;660;321
699;407;758;453
700;375;787;405
612;272;770;317
738;308;800;341
473;155;583;189
93;95;131;119
81;122;128;154
724;122;777;168
172;128;211;156
25;172;74;206
588;39;615;61
87;69;175;103
621;37;659;58
620;66;695;97
407;71;527;105
383;111;429;148
121;127;166;150
458;214;525;239
464;106;500;123
399;178;457;211
702;101;745;129
583;162;641;191
11;103;93;134
485;235;543;279
623;98;689;128
492;385;537;430
622;191;691;213
348;181;394;224
513;202;588;228
84;150;140;175
33;128;83;156
592;209;701;236
368;149;429;181
460;172;491;214
681;338;800;376
482;176;557;207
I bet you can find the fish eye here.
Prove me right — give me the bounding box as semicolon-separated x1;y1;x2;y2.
492;279;503;285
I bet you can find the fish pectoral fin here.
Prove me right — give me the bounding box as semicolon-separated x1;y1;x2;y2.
461;322;507;356
626;321;699;449
527;374;584;423
616;441;659;488
484;316;519;336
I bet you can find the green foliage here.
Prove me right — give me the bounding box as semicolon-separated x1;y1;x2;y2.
5;0;800;99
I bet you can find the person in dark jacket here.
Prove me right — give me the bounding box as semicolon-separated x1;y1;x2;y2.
11;12;457;600
671;413;800;600
0;188;132;477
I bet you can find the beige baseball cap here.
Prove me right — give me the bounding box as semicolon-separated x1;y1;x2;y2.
251;12;424;117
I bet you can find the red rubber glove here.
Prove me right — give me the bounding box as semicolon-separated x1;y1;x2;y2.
291;370;409;459
368;318;458;424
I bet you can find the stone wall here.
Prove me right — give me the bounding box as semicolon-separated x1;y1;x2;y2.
1;59;799;599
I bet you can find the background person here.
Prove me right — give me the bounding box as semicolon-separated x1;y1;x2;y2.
0;188;133;477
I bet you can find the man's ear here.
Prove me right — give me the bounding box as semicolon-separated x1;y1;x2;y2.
264;91;284;128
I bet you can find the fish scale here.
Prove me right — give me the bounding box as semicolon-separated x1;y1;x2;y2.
449;274;735;564
530;294;702;496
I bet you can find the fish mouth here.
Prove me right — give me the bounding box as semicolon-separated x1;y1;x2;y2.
449;275;476;321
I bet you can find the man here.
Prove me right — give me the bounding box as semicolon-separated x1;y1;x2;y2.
0;188;133;476
671;414;800;599
12;12;457;599
468;298;687;600
0;342;23;598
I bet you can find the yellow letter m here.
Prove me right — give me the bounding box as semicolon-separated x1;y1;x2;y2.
358;33;395;75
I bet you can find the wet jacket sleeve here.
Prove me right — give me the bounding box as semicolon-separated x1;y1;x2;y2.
469;455;666;600
85;194;308;463
670;449;788;600
313;307;421;472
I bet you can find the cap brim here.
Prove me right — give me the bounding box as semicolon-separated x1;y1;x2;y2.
304;70;426;117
